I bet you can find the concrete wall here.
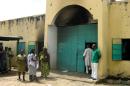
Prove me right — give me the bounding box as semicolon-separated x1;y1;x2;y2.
45;0;110;79
0;15;45;66
109;2;130;77
45;0;130;79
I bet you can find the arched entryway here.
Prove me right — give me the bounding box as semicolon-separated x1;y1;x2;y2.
48;5;98;72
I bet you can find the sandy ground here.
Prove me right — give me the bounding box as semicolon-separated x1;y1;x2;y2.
0;70;128;86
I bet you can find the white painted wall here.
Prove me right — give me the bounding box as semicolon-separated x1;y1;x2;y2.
48;25;57;69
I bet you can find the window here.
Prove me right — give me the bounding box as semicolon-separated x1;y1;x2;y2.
122;39;130;60
112;38;122;60
112;38;130;60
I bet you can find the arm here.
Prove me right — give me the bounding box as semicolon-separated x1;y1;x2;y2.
31;54;37;61
39;53;44;60
9;51;14;57
16;56;18;62
83;49;86;57
48;54;51;69
83;49;87;60
27;55;30;68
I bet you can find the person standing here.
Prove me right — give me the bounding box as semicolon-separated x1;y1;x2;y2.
8;48;13;71
0;44;3;73
5;47;9;72
83;44;92;74
27;49;38;81
39;48;50;78
0;45;6;73
91;44;101;80
16;49;26;81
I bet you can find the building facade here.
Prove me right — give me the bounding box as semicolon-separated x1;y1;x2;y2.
0;15;45;66
44;0;130;79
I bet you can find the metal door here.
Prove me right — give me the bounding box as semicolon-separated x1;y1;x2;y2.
57;24;97;72
58;26;77;72
77;24;97;72
17;42;25;54
28;42;36;53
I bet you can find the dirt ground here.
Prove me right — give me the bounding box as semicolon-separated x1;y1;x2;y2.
0;70;128;86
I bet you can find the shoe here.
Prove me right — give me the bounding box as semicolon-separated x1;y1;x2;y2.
92;78;97;80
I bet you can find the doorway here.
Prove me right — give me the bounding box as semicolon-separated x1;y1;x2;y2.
48;5;98;72
57;24;97;72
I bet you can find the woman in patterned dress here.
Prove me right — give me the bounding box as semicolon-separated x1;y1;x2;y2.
16;49;26;81
39;48;50;78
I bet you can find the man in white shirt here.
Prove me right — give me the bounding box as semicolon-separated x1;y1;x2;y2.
83;44;92;74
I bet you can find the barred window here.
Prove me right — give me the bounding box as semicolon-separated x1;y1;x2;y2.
112;38;122;60
112;38;130;61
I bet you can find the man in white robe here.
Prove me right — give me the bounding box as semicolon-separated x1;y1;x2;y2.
27;49;38;81
83;44;92;74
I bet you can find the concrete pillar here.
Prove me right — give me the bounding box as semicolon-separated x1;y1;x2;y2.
98;0;109;79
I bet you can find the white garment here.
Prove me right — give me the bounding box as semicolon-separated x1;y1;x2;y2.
85;65;89;74
83;48;92;73
83;48;92;66
27;53;38;75
91;63;98;80
27;53;37;67
28;65;36;75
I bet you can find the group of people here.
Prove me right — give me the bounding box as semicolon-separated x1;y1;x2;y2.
17;44;101;81
16;48;50;81
0;42;100;81
83;44;101;80
0;44;13;73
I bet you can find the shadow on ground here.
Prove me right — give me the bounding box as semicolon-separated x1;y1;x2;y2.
0;70;17;77
51;70;130;85
50;70;96;84
19;74;57;84
51;70;91;78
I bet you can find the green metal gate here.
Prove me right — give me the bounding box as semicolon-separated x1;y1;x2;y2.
28;42;36;53
57;24;97;72
17;42;25;54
